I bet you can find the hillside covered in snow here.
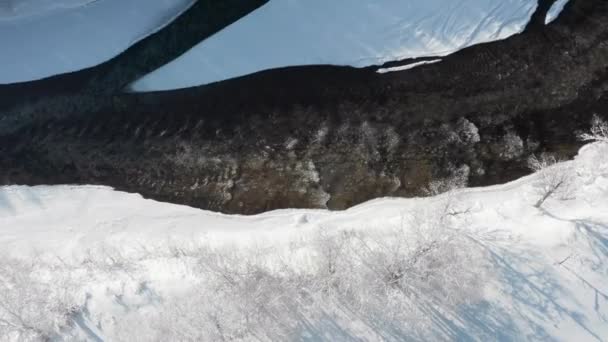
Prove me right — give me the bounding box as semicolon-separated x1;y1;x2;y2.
1;139;607;341
0;0;571;88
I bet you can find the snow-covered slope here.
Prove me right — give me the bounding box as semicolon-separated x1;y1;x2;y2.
1;142;607;341
0;0;194;84
131;0;539;91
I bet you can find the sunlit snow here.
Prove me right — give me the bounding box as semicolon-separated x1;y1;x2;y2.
131;0;539;91
0;0;194;84
1;142;607;340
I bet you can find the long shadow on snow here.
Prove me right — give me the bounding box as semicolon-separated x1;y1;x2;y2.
455;239;605;342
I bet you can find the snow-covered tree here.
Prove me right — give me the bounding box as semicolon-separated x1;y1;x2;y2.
424;164;470;196
579;114;608;143
528;154;574;208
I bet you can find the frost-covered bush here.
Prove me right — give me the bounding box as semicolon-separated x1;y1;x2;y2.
579;114;608;143
425;164;470;196
456;118;481;144
499;130;524;160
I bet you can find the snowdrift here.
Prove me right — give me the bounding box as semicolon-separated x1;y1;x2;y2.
0;141;606;341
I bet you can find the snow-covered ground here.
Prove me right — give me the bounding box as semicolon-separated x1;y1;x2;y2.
0;0;572;88
131;0;540;91
0;0;95;20
0;0;194;84
1;141;607;341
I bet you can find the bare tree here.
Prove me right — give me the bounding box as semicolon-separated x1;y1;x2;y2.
527;154;574;208
579;114;608;143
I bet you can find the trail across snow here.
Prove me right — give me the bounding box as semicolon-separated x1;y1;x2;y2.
0;142;607;340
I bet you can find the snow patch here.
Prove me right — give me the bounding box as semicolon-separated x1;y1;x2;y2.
545;0;570;24
376;59;442;74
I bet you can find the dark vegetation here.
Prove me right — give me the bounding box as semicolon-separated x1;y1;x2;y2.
0;0;607;214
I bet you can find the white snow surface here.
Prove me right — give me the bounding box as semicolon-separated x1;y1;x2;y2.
0;0;95;20
377;59;442;74
1;142;608;340
131;0;539;91
546;0;570;24
0;0;194;84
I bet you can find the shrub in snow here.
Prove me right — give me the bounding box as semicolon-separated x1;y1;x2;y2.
527;154;575;208
579;114;608;143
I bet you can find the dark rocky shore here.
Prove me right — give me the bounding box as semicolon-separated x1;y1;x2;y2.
1;0;607;214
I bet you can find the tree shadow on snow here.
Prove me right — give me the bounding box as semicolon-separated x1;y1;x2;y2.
447;237;606;342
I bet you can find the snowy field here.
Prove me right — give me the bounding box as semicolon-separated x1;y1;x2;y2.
0;0;194;84
1;133;607;340
0;0;570;87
